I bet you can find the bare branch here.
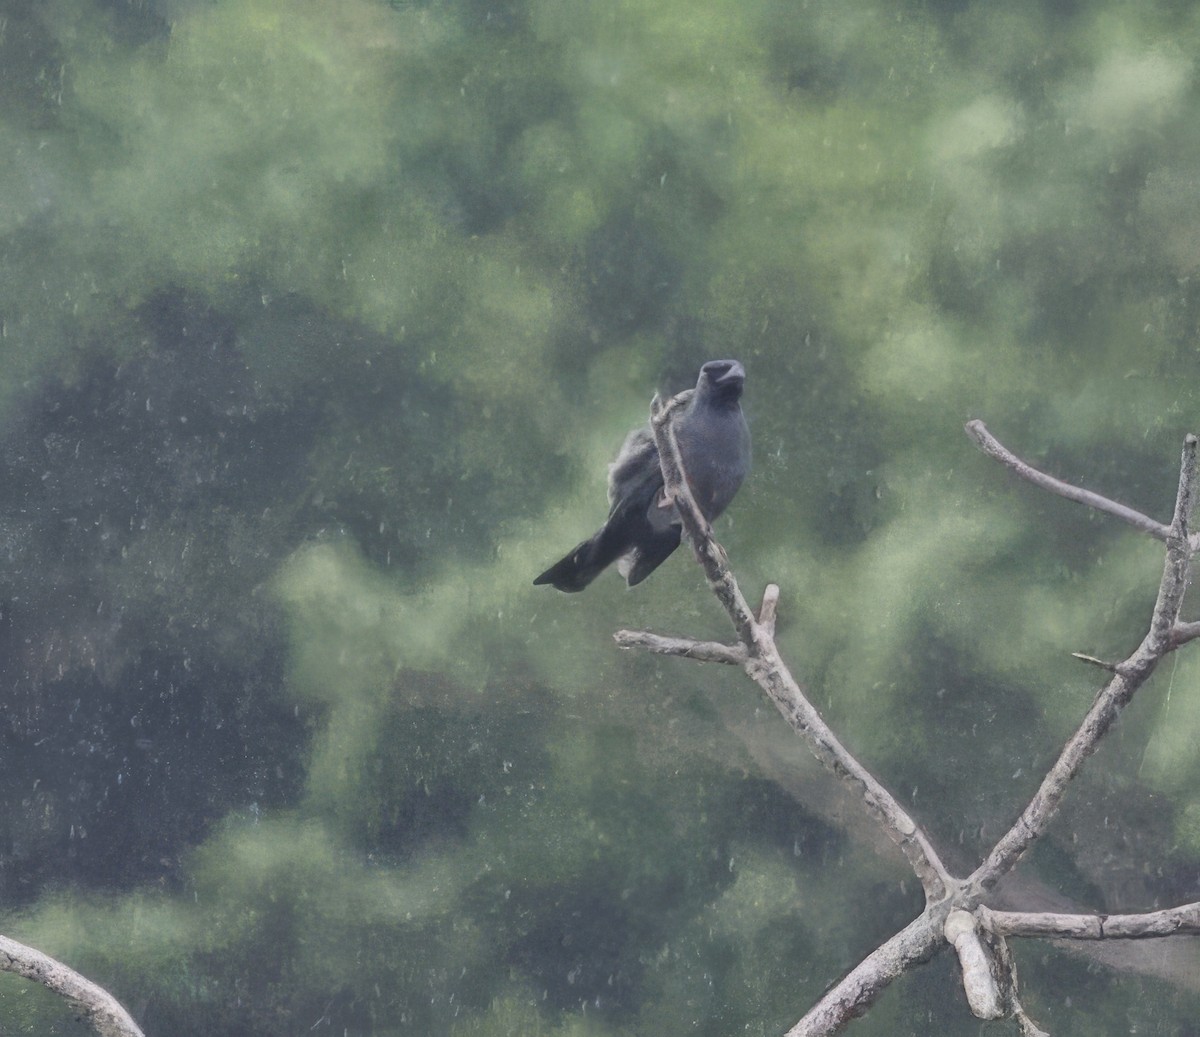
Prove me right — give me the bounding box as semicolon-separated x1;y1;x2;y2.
964;420;1171;541
1170;620;1200;647
758;583;780;639
944;911;1002;1020
618;413;1200;1036
613;629;747;664
990;930;1050;1037
0;934;144;1037
1171;434;1200;535
784;908;948;1037
980;902;1200;939
965;432;1200;899
1015;1004;1051;1037
1149;434;1198;642
1070;652;1118;672
643;397;954;903
742;636;954;900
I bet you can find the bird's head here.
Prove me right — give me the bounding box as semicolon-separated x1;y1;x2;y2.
697;359;746;402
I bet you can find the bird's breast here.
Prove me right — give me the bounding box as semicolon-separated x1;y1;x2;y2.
674;407;750;521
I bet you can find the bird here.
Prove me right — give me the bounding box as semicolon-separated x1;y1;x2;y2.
534;359;751;592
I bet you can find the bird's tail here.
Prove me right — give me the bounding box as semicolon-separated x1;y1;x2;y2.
533;525;626;592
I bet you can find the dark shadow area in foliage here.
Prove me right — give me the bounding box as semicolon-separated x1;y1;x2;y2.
502;872;679;1017
458;0;527;33
244;291;569;570
94;0;173;46
765;28;845;102
761;331;890;549
464;824;718;1019
144;882;497;1037
1164;851;1200;909
579;213;682;339
1011;943;1196;1034
464;764;842;1022
140;955;372;1037
0;5;67;129
330;672;556;860
0;282;568;903
0;289;317;900
1025;780;1195;917
884;624;1049;871
0;644;299;900
1022;835;1107;911
407;43;567;235
924;0;1085;28
722;776;848;866
0;289;318;551
295;332;506;572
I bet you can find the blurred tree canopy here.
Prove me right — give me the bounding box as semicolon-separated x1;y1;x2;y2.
1;0;1199;1033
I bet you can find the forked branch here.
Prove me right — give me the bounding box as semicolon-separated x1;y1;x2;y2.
964;430;1198;899
615;402;1200;1036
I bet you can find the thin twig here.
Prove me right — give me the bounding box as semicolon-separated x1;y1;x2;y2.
1070;652;1118;672
758;584;780;639
1075;652;1118;676
613;629;747;664
964;420;1172;542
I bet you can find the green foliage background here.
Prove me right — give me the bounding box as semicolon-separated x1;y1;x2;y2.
1;0;1199;1033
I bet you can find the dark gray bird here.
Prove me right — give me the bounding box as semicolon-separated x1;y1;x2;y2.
534;360;751;592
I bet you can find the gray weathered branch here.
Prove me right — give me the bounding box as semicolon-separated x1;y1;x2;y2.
965;420;1173;542
613;629;746;664
980;902;1200;939
964;432;1199;900
0;933;144;1037
944;910;1003;1020
783;909;948;1037
1170;620;1200;647
645;389;953;901
617;409;1200;1037
615;391;956;1030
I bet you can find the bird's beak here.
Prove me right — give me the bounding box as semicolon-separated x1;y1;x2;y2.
714;361;745;386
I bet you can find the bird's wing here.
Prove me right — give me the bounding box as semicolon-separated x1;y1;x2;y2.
607;427;659;510
606;388;696;509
